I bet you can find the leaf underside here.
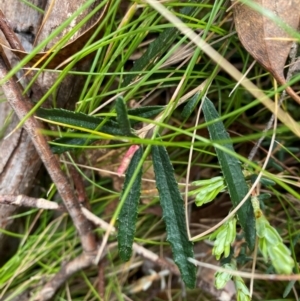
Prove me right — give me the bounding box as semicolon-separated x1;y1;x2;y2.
151;144;196;288
202;97;256;250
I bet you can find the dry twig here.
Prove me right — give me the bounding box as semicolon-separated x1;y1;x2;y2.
0;195;65;211
0;192;182;299
0;52;97;256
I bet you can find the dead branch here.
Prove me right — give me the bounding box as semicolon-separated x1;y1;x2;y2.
0;56;98;254
0;195;65;211
0;192;181;299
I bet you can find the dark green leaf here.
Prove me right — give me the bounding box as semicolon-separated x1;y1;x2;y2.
38;108;105;130
202;97;256;250
37;108;123;153
267;158;284;172
38;106;164;154
151;145;196;288
118;147;143;261
256;193;271;202
50;137;96;154
283;280;296;298
292;234;300;247
115;96;132;136
181;92;201;119
257;193;271;211
122;0;202;87
128;106;164;125
250;174;276;187
37;108;121;134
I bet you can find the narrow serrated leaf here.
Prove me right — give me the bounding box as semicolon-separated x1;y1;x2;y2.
50;137;95;154
151;145;196;288
37;108;121;135
38;108;105;129
128;106;164;125
202;97;256;250
37;108;124;153
181;92;201;119
118;147;143;261
115;97;132;136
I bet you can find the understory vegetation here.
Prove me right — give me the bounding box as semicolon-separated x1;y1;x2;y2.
0;0;300;300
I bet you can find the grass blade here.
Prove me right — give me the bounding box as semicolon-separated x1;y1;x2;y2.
122;0;202;87
202;97;256;250
151;144;196;288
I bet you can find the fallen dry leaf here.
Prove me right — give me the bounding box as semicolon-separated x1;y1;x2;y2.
233;0;300;104
0;1;110;69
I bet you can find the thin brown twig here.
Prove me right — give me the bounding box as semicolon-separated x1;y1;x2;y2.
68;162;91;208
0;9;98;300
97;259;106;299
0;195;65;211
0;192;181;294
0;57;98;255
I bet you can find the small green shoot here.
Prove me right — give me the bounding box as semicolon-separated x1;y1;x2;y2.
252;196;294;274
215;262;251;301
214;263;234;289
235;275;251;301
190;176;226;206
210;217;236;260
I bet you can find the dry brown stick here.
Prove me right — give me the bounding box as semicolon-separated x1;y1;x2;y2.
0;195;65;211
1;192;181;297
0;9;25;51
1;190;180;277
1;193;179;277
0;57;97;255
97;259;106;299
34;252;95;301
68;163;91;208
